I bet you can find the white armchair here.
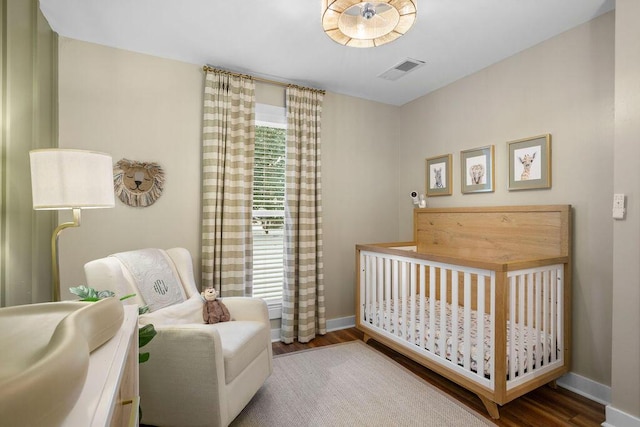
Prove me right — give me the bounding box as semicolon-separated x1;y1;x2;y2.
84;248;272;427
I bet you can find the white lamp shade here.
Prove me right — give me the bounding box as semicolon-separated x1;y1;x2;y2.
30;149;115;210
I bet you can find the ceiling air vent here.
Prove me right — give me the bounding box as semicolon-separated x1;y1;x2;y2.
378;58;425;81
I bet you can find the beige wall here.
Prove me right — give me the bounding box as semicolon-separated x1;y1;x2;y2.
397;13;615;385
611;0;640;420
57;38;203;299
1;0;57;306
322;92;400;318
57;38;400;320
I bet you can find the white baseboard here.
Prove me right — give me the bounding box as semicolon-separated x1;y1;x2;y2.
270;328;281;342
270;315;356;342
557;372;611;405
326;315;355;332
603;405;640;427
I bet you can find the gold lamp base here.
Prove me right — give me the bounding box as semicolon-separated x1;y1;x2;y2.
51;208;82;302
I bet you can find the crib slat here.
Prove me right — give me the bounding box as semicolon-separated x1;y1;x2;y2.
518;275;525;378
489;273;496;383
429;267;436;353
393;259;399;338
477;275;485;380
526;272;534;376
365;256;372;323
543;270;549;367
535;272;542;369
401;261;408;340
379;257;386;328
509;275;517;380
439;268;447;358
410;262;417;343
419;265;426;349
384;258;391;333
463;272;471;371
359;253;365;323
555;267;563;363
372;257;378;327
451;271;459;365
549;272;558;363
551;269;557;363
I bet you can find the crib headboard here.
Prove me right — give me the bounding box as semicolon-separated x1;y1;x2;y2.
413;205;571;263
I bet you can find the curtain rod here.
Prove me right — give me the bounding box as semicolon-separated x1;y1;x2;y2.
202;65;325;94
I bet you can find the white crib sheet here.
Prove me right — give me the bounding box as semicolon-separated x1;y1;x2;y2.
367;298;555;379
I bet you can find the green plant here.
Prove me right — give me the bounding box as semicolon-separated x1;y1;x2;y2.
137;324;156;363
69;285;157;363
70;285;136;302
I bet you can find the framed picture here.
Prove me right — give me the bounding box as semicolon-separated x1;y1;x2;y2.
425;154;452;196
460;145;495;194
507;134;551;191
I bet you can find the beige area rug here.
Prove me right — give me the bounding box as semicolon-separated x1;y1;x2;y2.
231;341;493;427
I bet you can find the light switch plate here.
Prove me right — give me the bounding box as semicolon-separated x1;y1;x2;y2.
613;193;626;220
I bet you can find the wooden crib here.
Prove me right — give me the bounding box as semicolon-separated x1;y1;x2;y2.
355;205;571;419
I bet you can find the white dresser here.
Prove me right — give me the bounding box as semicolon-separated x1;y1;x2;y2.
63;305;139;427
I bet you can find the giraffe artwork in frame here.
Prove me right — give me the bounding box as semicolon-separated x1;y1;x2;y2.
508;134;551;191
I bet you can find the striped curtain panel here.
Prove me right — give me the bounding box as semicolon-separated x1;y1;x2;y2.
281;86;327;343
201;69;255;297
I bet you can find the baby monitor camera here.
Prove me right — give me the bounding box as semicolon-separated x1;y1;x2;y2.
410;190;427;208
409;191;419;205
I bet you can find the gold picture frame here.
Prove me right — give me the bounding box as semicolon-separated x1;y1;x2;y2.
425;154;452;196
508;134;551;191
460;145;495;194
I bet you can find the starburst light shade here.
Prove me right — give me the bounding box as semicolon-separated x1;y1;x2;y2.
321;1;417;48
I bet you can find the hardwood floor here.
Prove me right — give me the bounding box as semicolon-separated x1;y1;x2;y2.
273;328;606;427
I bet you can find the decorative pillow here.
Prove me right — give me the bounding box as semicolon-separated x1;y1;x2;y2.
111;248;186;312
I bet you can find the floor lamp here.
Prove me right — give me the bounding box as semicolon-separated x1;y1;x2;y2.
30;149;115;302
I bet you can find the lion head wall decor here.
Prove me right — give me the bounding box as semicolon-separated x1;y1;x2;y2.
113;159;165;207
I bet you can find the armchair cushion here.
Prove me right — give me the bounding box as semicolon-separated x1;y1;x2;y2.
139;295;270;385
216;321;270;384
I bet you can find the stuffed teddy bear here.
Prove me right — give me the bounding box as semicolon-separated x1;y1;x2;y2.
201;287;231;324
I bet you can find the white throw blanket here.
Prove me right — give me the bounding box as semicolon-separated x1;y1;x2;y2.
111;248;186;312
138;295;205;326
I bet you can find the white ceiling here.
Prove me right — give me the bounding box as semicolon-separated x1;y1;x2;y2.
39;0;614;106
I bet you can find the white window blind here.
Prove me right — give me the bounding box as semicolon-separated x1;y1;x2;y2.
252;105;286;310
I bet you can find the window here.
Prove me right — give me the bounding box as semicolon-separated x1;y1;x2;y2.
252;105;286;317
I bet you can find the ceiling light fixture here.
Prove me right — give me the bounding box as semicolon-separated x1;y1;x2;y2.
321;1;417;48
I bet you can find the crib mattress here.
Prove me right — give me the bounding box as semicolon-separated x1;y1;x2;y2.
367;298;555;378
